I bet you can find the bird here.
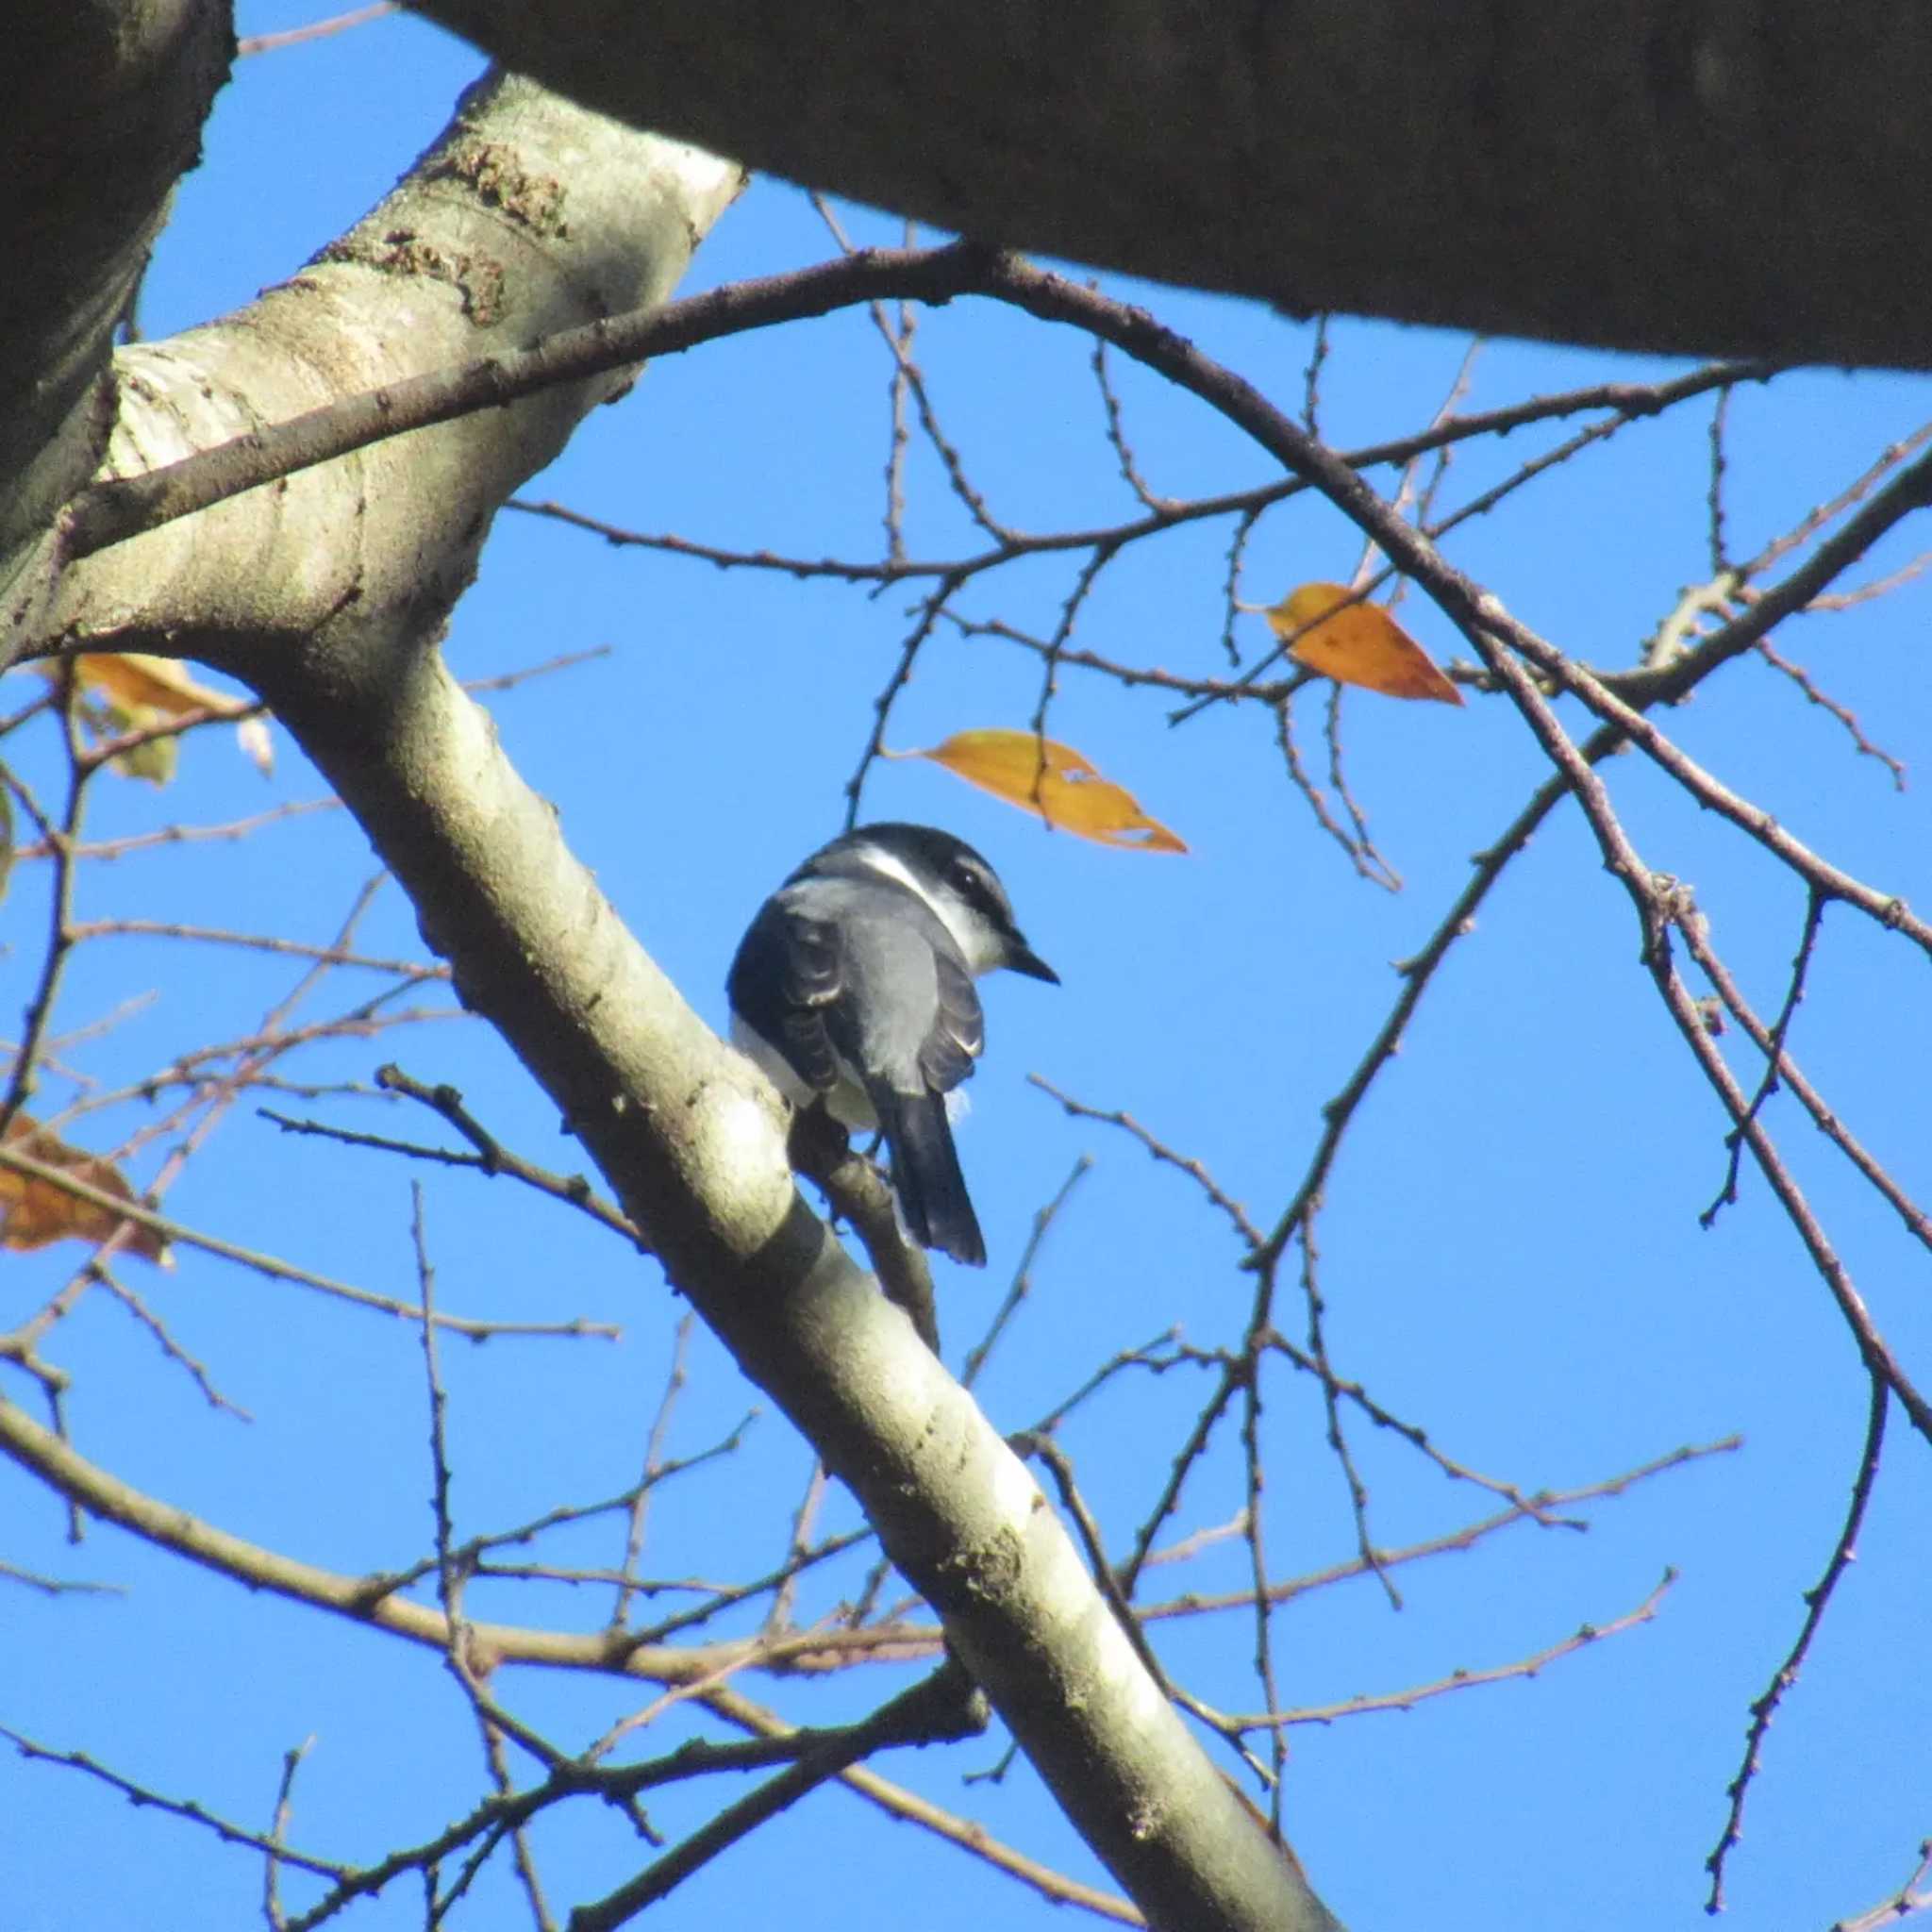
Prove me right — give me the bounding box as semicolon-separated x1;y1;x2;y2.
727;823;1058;1267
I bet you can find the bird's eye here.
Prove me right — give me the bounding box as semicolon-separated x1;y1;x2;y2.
950;862;1009;923
950;860;992;905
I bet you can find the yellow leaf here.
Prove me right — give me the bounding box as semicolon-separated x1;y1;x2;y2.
892;730;1188;852
1264;583;1463;705
74;653;242;719
108;729;179;787
0;1114;172;1265
36;655;268;786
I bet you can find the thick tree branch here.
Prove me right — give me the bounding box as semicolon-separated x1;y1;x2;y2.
410;0;1932;368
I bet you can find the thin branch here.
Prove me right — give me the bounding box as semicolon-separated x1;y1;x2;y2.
67;917;441;978
1275;1570;1676;1726
92;1261;252;1417
1737;422;1932;584
1294;1222;1397;1609
1754;639;1908;789
280;1705;983;1932
842;571;964;824
1137;1438;1740;1624
569;1665;989;1932
1015;1434;1172;1697
462;643;615;695
261;1066;645;1251
1028;1077;1263;1249
237;3;396;57
1707;384;1734;574
1273;690;1400;889
613;1313;696;1625
959;1156;1091;1390
262;1736;315;1932
0;1141;616;1339
1260;1327;1580;1525
1253;717;1629;1269
1118;1357;1244;1600
764;1458;828;1638
0;1723;349;1880
1238;1349;1289;1813
1831;1841;1932;1932
1701;889;1826;1225
1091;338;1175;513
13;796;341;863
1301;317;1330;432
702;1683;1141;1922
1706;1375;1889;1912
0;1558;125;1595
1029;1327;1192;1437
1673;922;1932;1255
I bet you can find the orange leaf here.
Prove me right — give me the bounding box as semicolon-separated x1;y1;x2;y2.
891;730;1188;852
1263;583;1463;705
0;1114;172;1264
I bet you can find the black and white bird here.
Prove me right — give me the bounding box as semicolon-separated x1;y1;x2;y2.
726;823;1058;1267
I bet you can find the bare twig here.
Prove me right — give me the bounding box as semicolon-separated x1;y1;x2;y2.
1137;1438;1740;1624
237;2;396;57
570;1665;989;1932
1754;639;1908;789
1700;888;1826;1224
261;1736;315;1931
0;1558;125;1595
1028;1077;1263;1249
0;1141;615;1340
1706;1376;1889;1912
1830;1840;1932;1932
1673;923;1932;1255
262;1064;645;1251
1294;1223;1397;1610
1275;1570;1677;1726
0;1723;348;1881
1091;338;1175;513
959;1156;1091;1389
613;1313;697;1625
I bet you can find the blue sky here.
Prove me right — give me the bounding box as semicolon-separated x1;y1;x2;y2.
5;8;1931;1930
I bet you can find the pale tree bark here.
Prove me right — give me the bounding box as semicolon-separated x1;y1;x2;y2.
411;0;1932;370
5;8;1341;1927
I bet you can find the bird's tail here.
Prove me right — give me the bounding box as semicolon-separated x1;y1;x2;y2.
874;1087;985;1267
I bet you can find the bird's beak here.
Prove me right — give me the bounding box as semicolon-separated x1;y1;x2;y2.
1008;937;1059;985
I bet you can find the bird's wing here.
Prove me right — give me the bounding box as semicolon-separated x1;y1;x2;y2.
823;881;983;1101
725;893;846;1096
828;886;987;1266
916;943;983;1095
